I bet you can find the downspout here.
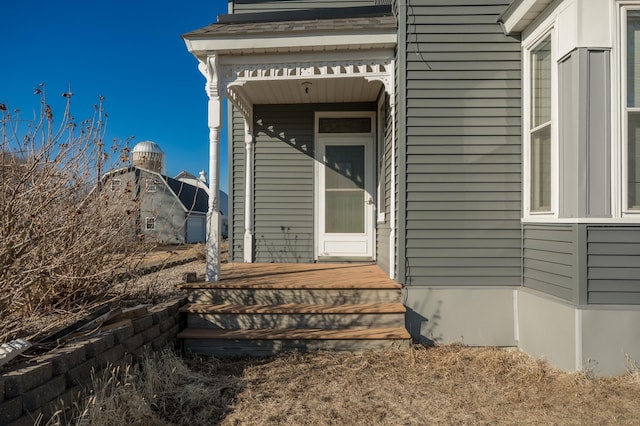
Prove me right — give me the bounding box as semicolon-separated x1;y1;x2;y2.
396;0;408;284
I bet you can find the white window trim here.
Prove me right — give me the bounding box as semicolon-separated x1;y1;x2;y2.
522;25;559;220
613;1;624;219
618;2;640;217
110;178;121;191
145;178;157;193
145;217;156;230
313;111;376;261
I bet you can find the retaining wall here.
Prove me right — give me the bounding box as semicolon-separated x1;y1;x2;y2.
0;297;187;426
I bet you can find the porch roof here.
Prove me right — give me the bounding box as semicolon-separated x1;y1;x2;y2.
183;7;397;110
183;7;397;56
184;14;397;38
498;0;554;35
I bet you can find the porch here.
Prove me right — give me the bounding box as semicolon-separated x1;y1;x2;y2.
177;263;410;356
182;6;398;282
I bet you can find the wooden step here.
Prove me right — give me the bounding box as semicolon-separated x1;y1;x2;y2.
176;263;410;357
179;327;411;356
180;302;406;314
184;288;402;305
178;327;410;340
181;303;406;329
177;280;401;290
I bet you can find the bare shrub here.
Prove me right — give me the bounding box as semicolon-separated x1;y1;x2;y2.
0;86;148;343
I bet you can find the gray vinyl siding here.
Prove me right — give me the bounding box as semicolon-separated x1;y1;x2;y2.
376;94;393;275
587;226;640;305
585;51;611;217
559;48;611;218
401;0;522;286
253;105;315;263
522;224;577;302
231;0;375;13
231;107;246;262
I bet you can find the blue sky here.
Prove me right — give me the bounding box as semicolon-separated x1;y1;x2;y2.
0;1;229;191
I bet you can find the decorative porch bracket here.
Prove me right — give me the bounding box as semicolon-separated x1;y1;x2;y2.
221;59;393;87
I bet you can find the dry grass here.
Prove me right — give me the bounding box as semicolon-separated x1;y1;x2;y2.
54;344;640;426
50;350;243;426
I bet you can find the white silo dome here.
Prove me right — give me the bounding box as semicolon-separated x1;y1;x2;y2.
132;140;166;174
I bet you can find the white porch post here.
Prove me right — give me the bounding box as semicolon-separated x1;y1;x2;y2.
200;55;223;282
389;94;396;280
367;59;396;280
243;117;254;262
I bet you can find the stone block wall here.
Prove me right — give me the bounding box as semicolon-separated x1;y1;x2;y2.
0;297;187;425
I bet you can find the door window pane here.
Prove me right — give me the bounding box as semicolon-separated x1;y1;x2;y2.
319;117;371;133
325;146;364;190
325;191;364;233
325;145;365;233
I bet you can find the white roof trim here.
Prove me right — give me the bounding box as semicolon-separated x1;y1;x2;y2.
499;0;554;35
185;32;397;57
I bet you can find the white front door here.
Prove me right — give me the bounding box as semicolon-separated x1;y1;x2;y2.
315;119;375;259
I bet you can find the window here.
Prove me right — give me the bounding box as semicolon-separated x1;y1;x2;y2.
145;217;155;230
145;178;157;193
625;9;640;211
318;117;372;133
110;179;121;191
529;35;553;213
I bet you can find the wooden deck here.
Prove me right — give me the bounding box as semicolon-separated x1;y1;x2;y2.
181;302;405;314
177;263;410;356
178;263;402;290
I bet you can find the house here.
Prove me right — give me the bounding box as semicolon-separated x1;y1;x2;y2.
183;0;640;375
105;141;209;244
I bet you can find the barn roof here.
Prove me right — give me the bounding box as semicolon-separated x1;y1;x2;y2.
165;175;208;214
